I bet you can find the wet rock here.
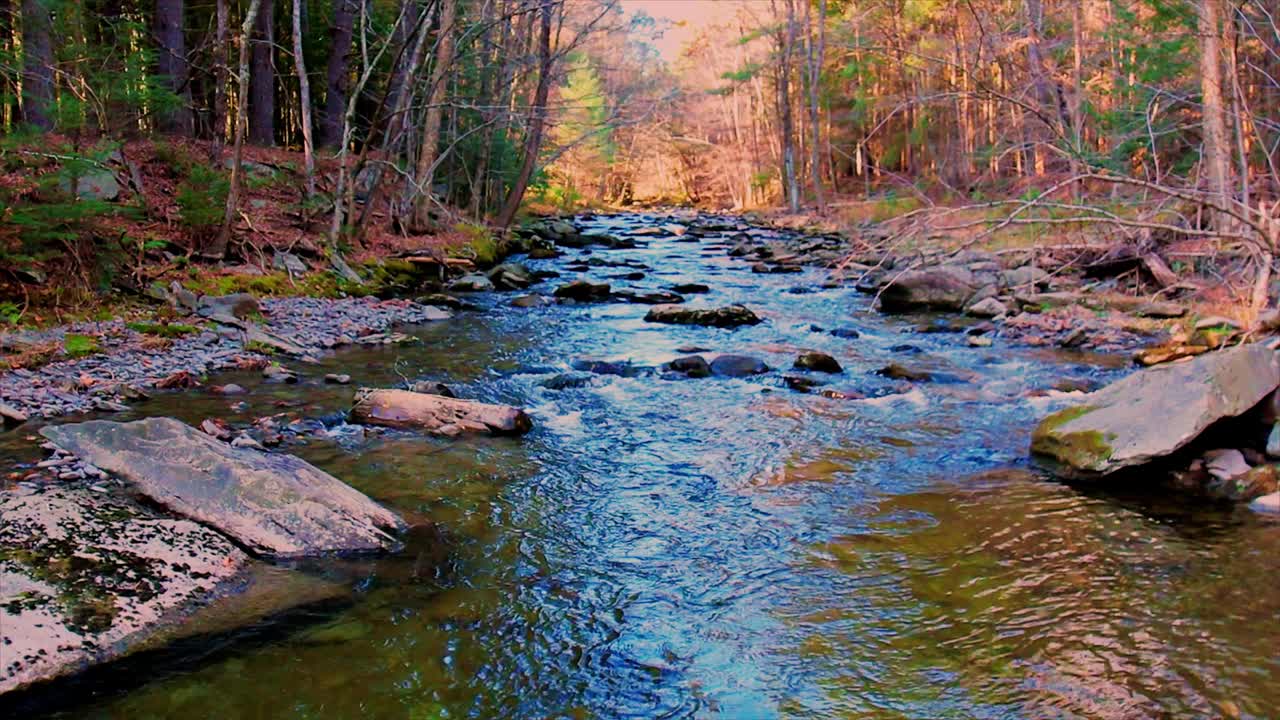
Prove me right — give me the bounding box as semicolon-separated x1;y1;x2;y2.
876;364;931;382
670;283;710;294
1031;343;1280;477
968;335;993;347
710;355;770;377
540;373;595;390
794;352;843;373
351;388;532;436
966;297;1009;318
415;293;474;311
751;262;802;274
408;381;456;398
554;280;612;302
784;375;824;393
1204;449;1251;481
200;417;235;440
212;383;247;395
879;265;987;313
665;355;712;378
449;273;495;292
613;289;685;305
610;271;647;281
511;294;551;308
1250;492;1280;513
1206;462;1280;501
262;363;299;384
1134;344;1210;366
325;373;352;385
41;418;406;558
644;304;762;328
487;262;535;290
0;486;250;694
1267;423;1280;458
572;359;646;377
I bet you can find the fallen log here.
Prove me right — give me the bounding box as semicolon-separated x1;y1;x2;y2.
351;388;532;436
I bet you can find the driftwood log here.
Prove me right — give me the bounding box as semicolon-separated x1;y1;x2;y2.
351;388;532;436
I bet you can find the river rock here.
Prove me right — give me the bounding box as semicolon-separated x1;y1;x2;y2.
794;352;843;373
554;280;611;302
1250;492;1280;513
511;294;551;308
450;273;495;292
877;363;931;382
710;355;770;377
879;265;989;313
197;292;261;320
644;304;762;328
666;355;712;378
351;388;532;436
1030;343;1280;477
966;297;1009;318
613;289;684;305
40;418;406;558
670;283;710;294
1;401;27;426
572;359;646;377
487;262;534;290
0;486;250;695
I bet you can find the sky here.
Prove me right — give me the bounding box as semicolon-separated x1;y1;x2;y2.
617;0;748;61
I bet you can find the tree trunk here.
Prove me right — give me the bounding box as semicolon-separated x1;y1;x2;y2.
777;0;800;212
1198;0;1231;229
248;0;275;145
411;0;458;229
806;0;826;213
212;0;229;151
155;0;194;134
20;0;54;130
290;0;314;196
320;0;358;147
496;0;555;229
214;0;266;258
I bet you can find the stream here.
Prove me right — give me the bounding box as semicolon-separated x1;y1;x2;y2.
9;212;1280;719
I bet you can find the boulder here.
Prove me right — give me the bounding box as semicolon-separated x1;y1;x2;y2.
0;486;250;694
540;373;595;390
197;292;261;320
511;294;551;308
710;355;770;377
877;363;932;382
644;304;762;328
1031;343;1280;476
449;273;495;292
794;352;843;373
40;418;406;558
572;359;646;377
62;169;121;201
272;250;309;276
879;265;987;312
1;401;27;426
1001;265;1050;290
351;388;532;436
554;280;611;302
487;262;534;290
966;297;1009;318
666;355;712;378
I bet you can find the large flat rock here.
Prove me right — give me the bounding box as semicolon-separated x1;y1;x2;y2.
40;418;406;558
1;486;250;694
1031;343;1280;476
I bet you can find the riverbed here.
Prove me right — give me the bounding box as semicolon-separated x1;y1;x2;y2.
5;212;1279;718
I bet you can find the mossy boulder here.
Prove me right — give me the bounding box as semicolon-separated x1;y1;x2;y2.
1031;343;1280;477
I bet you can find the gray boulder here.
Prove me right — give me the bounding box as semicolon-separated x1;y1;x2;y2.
487;262;534;290
40;418;406;558
879;265;989;312
450;273;495;292
1031;343;1280;476
554;280;611;302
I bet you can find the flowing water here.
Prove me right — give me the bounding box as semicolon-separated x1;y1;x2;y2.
8;213;1280;719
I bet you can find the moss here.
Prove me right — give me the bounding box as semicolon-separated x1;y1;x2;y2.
63;333;101;358
244;340;277;355
1030;405;1116;471
126;321;200;338
450;222;500;266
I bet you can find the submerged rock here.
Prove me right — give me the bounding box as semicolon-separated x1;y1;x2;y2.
613;289;685;305
710;355;770;377
40;418;406;558
644;304;762;328
665;355;712;378
794;352;843;374
554;280;611;302
1030;343;1280;477
670;283;710;294
0;486;251;695
351;387;532;436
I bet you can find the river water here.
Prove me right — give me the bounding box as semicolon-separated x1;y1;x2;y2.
12;213;1280;718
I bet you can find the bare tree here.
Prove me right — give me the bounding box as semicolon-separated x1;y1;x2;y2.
410;0;458;229
155;0;194;134
214;0;266;258
290;0;315;196
496;0;556;229
20;0;54;130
